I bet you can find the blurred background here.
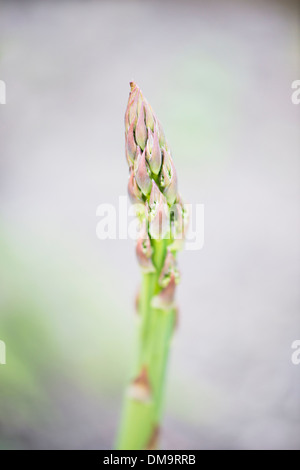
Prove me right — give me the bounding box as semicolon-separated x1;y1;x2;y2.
0;0;299;450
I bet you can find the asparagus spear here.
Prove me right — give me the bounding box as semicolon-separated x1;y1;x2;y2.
117;82;187;450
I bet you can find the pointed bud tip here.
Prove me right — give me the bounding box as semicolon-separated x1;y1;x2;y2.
135;148;152;196
128;366;152;403
151;272;177;310
145;426;160;451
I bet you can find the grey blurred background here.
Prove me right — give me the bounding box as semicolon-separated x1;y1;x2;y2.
0;0;299;450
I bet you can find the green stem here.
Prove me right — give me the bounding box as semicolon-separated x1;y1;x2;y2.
116;240;175;450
